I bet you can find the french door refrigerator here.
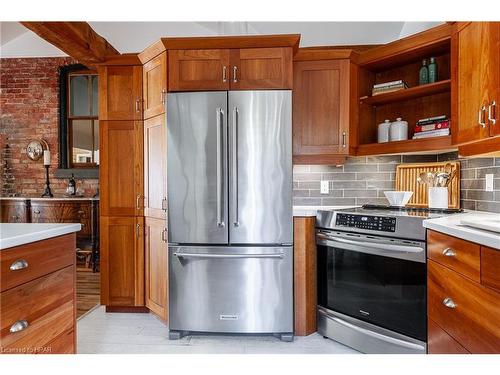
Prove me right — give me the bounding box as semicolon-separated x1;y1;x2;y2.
167;90;293;341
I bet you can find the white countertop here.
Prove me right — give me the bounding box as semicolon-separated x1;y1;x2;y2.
1;196;98;201
293;205;360;217
0;223;82;250
423;211;500;250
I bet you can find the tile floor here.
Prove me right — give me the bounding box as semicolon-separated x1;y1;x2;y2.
77;306;358;354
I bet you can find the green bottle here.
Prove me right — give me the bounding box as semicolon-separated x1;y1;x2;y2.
419;59;429;85
428;57;438;83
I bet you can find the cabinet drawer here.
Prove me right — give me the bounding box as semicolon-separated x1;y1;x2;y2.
428;318;469;354
1;266;75;352
0;234;75;292
427;230;480;282
428;260;500;353
481;246;500;292
39;329;75;354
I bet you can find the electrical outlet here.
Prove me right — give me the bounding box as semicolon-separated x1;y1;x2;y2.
485;174;494;192
320;180;329;195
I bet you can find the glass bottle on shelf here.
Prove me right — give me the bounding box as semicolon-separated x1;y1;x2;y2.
419;59;429;85
428;57;438;83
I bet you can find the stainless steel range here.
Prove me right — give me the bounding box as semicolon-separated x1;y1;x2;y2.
315;205;462;354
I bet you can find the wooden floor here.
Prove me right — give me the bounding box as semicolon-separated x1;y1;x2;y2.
77;268;100;319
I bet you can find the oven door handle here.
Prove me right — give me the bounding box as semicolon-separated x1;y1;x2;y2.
173;252;284;259
325;310;426;351
317;233;424;253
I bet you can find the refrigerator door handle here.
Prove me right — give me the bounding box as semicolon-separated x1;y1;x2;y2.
232;106;239;227
216;107;225;228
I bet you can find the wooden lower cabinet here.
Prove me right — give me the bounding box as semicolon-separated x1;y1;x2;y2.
0;234;76;354
293;217;317;336
0;198;29;223
427;230;500;354
428;319;469;354
100;216;144;307
145;217;168;321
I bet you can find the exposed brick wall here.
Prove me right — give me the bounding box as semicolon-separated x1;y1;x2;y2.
0;57;99;197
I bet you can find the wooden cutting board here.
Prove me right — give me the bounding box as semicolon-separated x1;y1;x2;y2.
395;161;461;209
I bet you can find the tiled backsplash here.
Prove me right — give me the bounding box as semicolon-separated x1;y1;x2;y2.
293;152;500;213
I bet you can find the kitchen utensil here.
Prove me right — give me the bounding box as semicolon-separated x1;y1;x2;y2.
417;172;428;185
444;163;452;175
435;172;450;187
426;171;436;186
384;191;414;207
445;170;457;187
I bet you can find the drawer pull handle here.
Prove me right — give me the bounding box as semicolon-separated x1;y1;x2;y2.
442;248;456;257
10;259;29;271
10;320;29;333
443;297;457;309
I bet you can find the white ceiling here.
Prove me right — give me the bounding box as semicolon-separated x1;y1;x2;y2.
0;21;443;58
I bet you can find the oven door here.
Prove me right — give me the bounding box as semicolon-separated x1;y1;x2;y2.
317;230;426;342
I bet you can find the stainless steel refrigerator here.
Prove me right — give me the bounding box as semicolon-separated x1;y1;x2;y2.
167;90;293;341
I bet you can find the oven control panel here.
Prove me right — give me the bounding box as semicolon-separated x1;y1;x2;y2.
335;213;396;232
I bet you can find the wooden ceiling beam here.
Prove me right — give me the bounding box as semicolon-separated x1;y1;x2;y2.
20;22;120;66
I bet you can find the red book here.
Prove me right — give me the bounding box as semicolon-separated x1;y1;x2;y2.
414;120;450;133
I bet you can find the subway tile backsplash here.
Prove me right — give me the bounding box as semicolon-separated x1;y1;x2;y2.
293;152;500;213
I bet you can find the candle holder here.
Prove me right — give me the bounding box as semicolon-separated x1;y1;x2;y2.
41;164;53;198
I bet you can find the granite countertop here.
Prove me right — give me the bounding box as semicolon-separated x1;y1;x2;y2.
293;205;360;217
1;196;99;201
423;211;500;250
0;223;82;250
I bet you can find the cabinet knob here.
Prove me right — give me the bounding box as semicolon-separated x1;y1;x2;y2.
342;132;347;148
10;259;29;271
161;89;167;105
442;297;457;309
10;320;29;333
222;66;227;83
442;248;456;257
161;228;168;243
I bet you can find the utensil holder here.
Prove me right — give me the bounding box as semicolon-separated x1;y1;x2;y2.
428;187;448;209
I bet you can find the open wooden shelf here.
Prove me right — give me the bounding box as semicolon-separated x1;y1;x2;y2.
356;136;454;156
360;79;451;106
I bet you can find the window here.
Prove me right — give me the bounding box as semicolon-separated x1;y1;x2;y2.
67;70;99;167
57;64;99;178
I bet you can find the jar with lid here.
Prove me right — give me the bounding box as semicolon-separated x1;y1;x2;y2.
378;119;391;143
390;118;408;141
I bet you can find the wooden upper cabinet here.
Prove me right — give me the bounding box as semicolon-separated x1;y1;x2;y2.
100;216;144;307
143;53;167;119
100;121;144;217
168;49;230;91
99;65;143;120
293;59;351;163
230;47;292;90
168;47;293;91
453;22;499;144
145;217;168;321
490;22;500;137
144;115;167;219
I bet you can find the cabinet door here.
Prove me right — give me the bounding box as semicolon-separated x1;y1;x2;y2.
99;65;142;120
489;22;500;137
168;49;230;91
143;53;167;119
100;121;144;216
230;48;293;90
145;217;168;321
144;115;167;220
428;319;469;354
0;200;29;223
293;59;350;159
100;216;144;306
454;22;495;143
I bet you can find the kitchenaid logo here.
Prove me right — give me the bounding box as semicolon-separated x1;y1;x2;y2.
219;314;238;320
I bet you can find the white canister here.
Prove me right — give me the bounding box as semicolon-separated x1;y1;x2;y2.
377;119;391;143
428;187;448;209
390;117;408;141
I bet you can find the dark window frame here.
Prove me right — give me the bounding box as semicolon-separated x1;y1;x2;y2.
57;64;99;179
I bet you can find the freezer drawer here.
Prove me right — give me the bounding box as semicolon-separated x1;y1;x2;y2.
169;245;293;334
